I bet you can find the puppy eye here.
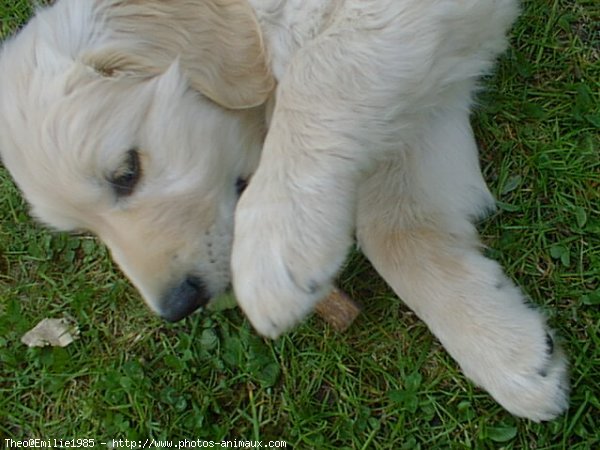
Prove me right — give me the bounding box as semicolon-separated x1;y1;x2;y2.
236;177;248;196
109;149;141;197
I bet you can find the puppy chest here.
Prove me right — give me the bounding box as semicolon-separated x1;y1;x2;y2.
248;0;337;80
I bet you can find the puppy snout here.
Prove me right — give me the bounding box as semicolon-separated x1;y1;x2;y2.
159;276;210;322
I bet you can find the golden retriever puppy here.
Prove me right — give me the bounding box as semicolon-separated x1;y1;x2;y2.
0;0;568;421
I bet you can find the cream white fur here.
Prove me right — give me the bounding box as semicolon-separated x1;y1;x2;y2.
0;0;568;421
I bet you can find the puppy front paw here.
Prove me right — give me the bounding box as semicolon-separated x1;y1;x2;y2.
231;181;352;338
487;332;570;422
462;322;570;422
232;244;333;339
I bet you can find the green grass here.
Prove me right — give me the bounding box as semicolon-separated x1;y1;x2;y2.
1;0;599;448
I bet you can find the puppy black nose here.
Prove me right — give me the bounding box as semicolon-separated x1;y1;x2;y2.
159;276;210;322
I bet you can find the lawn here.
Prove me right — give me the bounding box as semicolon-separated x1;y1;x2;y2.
0;0;598;448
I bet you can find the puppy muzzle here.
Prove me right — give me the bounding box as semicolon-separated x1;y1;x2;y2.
158;276;210;322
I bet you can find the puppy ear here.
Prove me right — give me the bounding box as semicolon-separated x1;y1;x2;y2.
83;0;274;109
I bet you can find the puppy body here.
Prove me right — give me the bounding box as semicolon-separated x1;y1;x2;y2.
0;0;568;420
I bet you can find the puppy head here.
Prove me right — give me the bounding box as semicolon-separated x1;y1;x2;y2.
0;0;273;320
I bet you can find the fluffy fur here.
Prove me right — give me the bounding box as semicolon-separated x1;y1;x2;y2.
0;0;568;421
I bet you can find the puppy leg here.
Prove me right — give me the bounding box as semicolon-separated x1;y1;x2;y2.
356;111;569;421
232;103;361;338
233;35;395;338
